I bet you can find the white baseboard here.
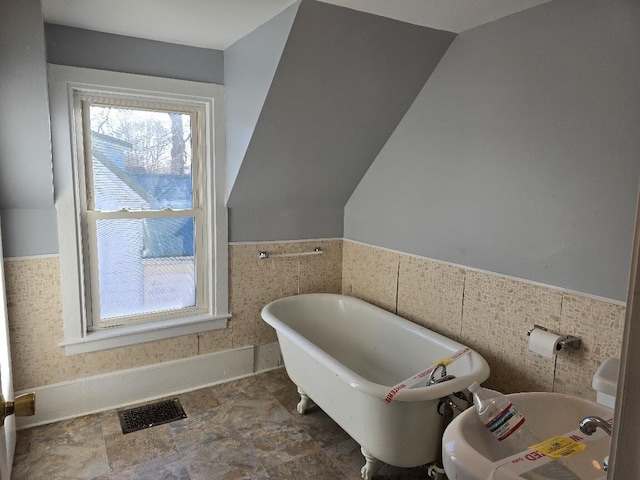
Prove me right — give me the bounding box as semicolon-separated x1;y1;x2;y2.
16;342;281;429
255;342;283;371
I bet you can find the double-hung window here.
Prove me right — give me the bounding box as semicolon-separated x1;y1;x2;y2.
78;96;206;327
49;65;229;354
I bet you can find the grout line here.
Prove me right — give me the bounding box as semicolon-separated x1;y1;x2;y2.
551;292;567;392
174;438;191;480
552;354;559;394
395;255;400;314
459;272;467;339
98;410;112;479
298;255;301;295
321;447;353;480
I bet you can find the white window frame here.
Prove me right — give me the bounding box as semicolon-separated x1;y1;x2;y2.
78;94;208;329
49;65;229;355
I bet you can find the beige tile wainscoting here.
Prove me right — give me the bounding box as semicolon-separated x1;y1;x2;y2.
343;240;625;400
3;240;343;393
4;237;622;408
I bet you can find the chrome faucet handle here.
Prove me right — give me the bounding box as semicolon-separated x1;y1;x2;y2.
579;416;612;436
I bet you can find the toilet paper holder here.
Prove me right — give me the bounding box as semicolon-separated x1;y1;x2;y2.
527;324;582;351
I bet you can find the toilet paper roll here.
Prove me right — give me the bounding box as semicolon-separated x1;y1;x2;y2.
528;328;562;358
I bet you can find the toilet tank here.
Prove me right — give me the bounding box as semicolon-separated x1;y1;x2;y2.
592;357;619;408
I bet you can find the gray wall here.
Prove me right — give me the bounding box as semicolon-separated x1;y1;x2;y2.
0;0;57;257
225;1;300;201
227;0;455;241
345;0;640;301
45;24;224;85
0;22;225;258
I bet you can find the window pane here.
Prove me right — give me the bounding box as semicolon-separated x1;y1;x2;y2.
89;105;193;211
95;217;196;320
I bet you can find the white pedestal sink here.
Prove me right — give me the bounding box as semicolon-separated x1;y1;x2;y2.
442;392;612;480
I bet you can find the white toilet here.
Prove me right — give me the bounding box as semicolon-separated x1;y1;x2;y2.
592;357;619;408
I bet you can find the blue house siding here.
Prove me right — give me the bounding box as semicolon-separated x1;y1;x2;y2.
92;131;194;258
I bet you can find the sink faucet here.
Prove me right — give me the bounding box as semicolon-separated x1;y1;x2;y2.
579;416;612;472
579;416;612;437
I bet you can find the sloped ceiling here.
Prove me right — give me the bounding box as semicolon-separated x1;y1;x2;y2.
41;0;551;243
224;2;301;203
41;0;551;49
226;0;455;241
319;0;552;34
344;0;640;300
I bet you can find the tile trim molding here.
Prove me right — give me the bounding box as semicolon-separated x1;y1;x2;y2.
3;253;60;262
4;239;624;307
15;342;281;429
343;238;626;307
229;238;343;246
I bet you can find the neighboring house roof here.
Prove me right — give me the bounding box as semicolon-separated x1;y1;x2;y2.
92;130;133;149
91;131;194;257
91;131;192;209
92;152;194;258
93;151;157;207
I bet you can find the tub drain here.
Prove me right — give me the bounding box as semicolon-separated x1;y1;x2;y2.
118;398;187;434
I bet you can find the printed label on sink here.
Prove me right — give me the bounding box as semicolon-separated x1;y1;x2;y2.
528;436;586;459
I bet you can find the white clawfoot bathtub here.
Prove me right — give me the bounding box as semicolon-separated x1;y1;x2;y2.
261;293;490;479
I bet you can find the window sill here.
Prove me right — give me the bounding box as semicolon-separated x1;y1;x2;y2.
59;313;231;355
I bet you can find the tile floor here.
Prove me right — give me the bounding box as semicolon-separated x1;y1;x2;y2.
11;368;429;479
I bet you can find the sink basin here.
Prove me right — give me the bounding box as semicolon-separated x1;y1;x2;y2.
442;392;613;480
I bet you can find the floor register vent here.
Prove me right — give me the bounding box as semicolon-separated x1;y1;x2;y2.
118;398;187;434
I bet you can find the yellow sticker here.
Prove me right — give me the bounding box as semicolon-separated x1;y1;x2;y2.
529;436;587;459
434;358;453;366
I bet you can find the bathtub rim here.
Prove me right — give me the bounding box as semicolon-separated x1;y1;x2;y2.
261;293;490;402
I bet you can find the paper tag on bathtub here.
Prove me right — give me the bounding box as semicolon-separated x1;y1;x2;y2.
383;346;471;403
434;358;453;367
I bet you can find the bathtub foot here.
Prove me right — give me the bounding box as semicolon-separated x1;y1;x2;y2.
296;387;311;414
360;447;382;480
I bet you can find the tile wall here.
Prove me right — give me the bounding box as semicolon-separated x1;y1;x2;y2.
3;238;624;400
3;239;342;391
342;240;626;400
